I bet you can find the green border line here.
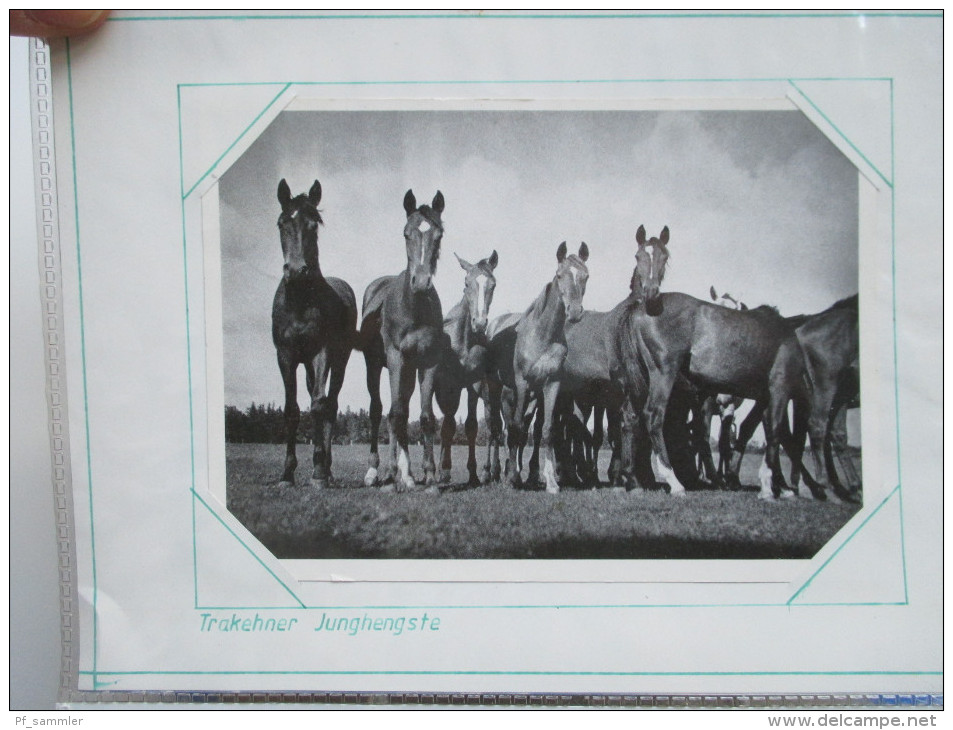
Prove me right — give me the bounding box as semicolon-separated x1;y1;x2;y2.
65;35;100;690
787;486;901;605
182;83;291;199
788;80;892;188
192;490;306;608
79;669;941;677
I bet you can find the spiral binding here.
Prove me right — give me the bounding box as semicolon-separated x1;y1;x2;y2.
28;36;81;705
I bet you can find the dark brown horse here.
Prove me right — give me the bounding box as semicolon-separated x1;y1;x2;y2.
693;286;750;487
766;295;860;501
617;225;802;499
508;242;590;493
556;307;629;487
434;250;501;485
271;179;357;490
359;190;445;493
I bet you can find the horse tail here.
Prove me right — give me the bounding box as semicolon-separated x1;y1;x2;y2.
354;315;380;353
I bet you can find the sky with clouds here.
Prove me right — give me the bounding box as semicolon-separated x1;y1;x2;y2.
218;109;857;415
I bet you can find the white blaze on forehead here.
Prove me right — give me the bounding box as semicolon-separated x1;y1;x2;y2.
414;220;433;265
475;274;488;314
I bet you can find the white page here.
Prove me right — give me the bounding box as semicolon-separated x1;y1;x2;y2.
32;10;941;701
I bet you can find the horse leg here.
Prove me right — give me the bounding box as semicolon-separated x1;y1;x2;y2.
724;400;763;489
277;351;299;487
784;395;824;500
318;348;348;488
695;397;718;485
590;404;605;484
306;351;336;490
763;381;800;501
619;396;654;491
482;379;503;483
606;405;623;486
506;379;529;488
826;400;861;497
436;381;461;484
363;351;385;487
418;365;440;490
644;374;687;497
385;356;417;493
539;380;562;494
527;400;544;487
464;386;481;486
715;401;738;489
804;380;843;501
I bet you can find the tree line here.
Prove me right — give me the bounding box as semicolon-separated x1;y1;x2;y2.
224;403;492;446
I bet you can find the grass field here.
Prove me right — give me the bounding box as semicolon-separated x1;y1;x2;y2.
225;443;861;560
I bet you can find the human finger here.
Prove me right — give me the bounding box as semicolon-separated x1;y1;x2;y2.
9;9;110;38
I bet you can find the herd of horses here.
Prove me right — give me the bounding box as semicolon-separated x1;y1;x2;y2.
269;179;861;505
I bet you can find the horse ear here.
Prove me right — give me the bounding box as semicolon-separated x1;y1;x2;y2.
488;250;499;270
660;226;670;245
454;252;472;271
432;190;445;216
403;189;417;217
710;286;718;301
308;180;322;206
556;241;567;262
740;302;749;311
578;242;589;262
278;179;292;209
636;225;646;246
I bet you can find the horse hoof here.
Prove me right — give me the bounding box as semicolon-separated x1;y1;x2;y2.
668;487;687;498
363;467;379;487
609;486;627;495
380;483;396;495
311;478;329;491
758;491;777;502
402;477;417;493
278;480;295;489
545;483;560;495
439;470;452;484
779;489;798;501
423;484;441;496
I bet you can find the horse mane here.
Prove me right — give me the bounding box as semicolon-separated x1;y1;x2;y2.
289;194;324;225
748;304;781;317
475;258;496;277
414;205;444;231
786;293;858;324
828;293;858;311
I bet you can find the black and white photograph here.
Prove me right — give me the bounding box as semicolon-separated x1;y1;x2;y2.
217;106;862;561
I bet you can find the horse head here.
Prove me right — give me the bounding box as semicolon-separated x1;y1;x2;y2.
277;178;323;285
455;249;498;334
403;189;444;294
554;241;589;324
632;225;670;304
